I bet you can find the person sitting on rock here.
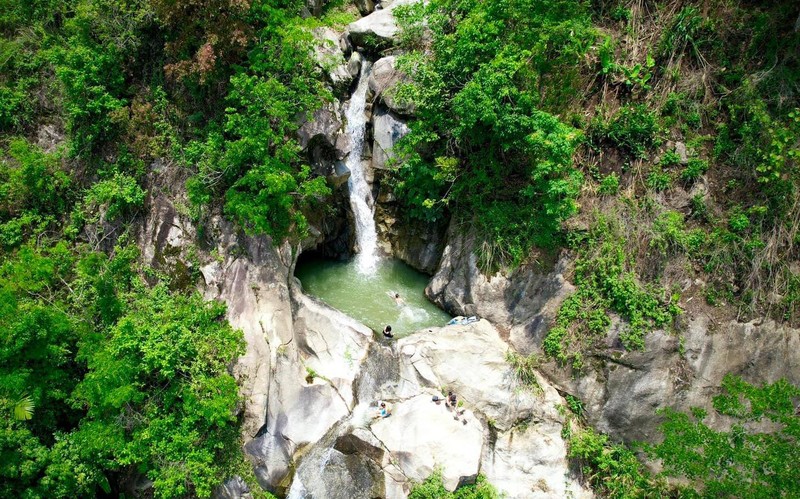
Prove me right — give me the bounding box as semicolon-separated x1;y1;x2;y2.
445;391;457;409
383;325;394;338
373;401;390;418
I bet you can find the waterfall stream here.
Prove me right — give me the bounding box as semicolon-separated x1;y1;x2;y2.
345;60;379;275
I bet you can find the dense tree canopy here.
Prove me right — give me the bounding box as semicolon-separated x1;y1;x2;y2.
1;0;799;496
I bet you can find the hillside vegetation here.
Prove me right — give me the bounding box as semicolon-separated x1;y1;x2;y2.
1;0;799;497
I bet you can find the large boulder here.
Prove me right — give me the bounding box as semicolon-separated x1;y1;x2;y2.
311;27;354;95
347;0;419;51
297;102;343;152
426;225;574;354
372;106;409;170
368;56;415;115
394;321;544;430
370;394;484;491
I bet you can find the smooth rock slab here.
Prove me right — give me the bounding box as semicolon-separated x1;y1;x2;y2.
371;394;484;491
482;422;593;499
395;320;545;431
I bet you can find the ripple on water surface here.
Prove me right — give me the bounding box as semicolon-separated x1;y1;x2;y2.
295;256;452;338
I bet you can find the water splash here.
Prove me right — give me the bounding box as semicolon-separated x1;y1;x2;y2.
345;59;379;275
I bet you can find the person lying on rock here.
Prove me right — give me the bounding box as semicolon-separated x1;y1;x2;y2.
383;325;394;338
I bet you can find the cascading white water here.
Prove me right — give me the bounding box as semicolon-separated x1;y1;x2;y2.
345;60;379;275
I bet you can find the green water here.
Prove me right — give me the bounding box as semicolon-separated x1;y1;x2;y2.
295;256;452;338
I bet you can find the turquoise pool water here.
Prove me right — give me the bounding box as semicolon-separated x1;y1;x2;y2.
295;256;452;338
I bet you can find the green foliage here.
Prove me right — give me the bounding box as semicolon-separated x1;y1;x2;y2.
680;158;708;182
505;351;542;394
73;172;146;227
597;36;655;91
646;168;672;192
185;16;332;240
592;104;661;158
568;426;668;498
409;471;499;499
544;215;681;368
390;0;593;270
658;6;714;64
0;139;71;222
565;394;584;416
649;375;800;497
0;239;249;498
598;172;620;195
74;283;245;498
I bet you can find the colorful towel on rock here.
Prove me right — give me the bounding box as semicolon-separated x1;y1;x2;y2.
446;315;478;326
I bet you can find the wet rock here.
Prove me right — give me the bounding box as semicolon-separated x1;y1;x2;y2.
347;51;363;79
375;202;446;273
372;106;409;170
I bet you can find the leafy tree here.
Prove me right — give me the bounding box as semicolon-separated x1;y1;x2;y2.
391;0;594;269
185;8;332;240
73;282;245;498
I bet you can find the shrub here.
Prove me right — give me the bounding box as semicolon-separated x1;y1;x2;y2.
601;104;662;158
598;173;620;195
681;158;708;182
646;168;671;191
505;351;542;394
660;149;682;167
409;471;499;499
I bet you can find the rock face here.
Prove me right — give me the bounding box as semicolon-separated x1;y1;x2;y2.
368;56;415;115
138;159;591;497
375;201;446;274
372;105;409;170
426;224;574;351
311;27;354;96
347;0;419;51
426;221;800;448
283;320;590;498
552;315;800;443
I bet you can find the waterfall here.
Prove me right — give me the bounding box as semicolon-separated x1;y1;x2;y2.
345;60;379;275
